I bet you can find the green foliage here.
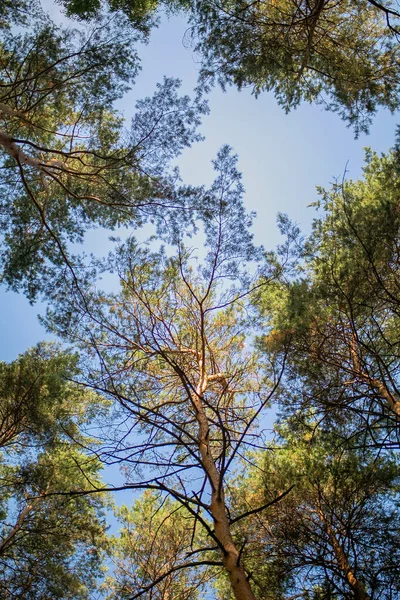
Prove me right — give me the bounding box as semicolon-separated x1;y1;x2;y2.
45;147;276;600
43;0;400;132
255;145;400;447
308;147;400;307
104;491;211;599
228;424;400;599
184;0;400;134
0;0;37;28
0;342;107;448
58;0;191;25
51;0;400;132
2;3;400;599
58;0;159;34
0;3;206;300
0;447;107;598
0;344;109;598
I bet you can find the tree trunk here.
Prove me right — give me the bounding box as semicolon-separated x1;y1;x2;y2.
192;365;257;600
317;505;369;600
210;493;257;600
350;332;400;418
0;496;41;555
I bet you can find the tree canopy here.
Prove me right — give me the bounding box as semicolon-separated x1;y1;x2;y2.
0;1;206;299
218;420;400;600
256;145;400;450
0;344;108;598
1;1;400;599
46;146;282;599
184;0;400;134
59;0;400;134
104;491;211;599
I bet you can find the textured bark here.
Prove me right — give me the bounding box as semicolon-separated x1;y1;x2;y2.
192;359;257;600
367;376;400;418
317;505;369;600
0;129;43;169
192;360;255;600
0;496;42;555
350;333;400;418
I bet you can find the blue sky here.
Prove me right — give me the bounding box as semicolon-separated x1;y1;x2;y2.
0;5;398;362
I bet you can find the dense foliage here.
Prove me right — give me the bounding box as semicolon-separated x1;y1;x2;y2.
0;344;108;598
61;0;400;134
184;0;400;134
257;146;400;449
0;0;206;299
220;424;400;600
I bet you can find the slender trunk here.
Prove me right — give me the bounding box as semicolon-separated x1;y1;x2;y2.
192;364;256;600
0;496;42;555
210;492;257;600
296;0;327;80
317;505;369;600
367;376;400;418
350;333;400;418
